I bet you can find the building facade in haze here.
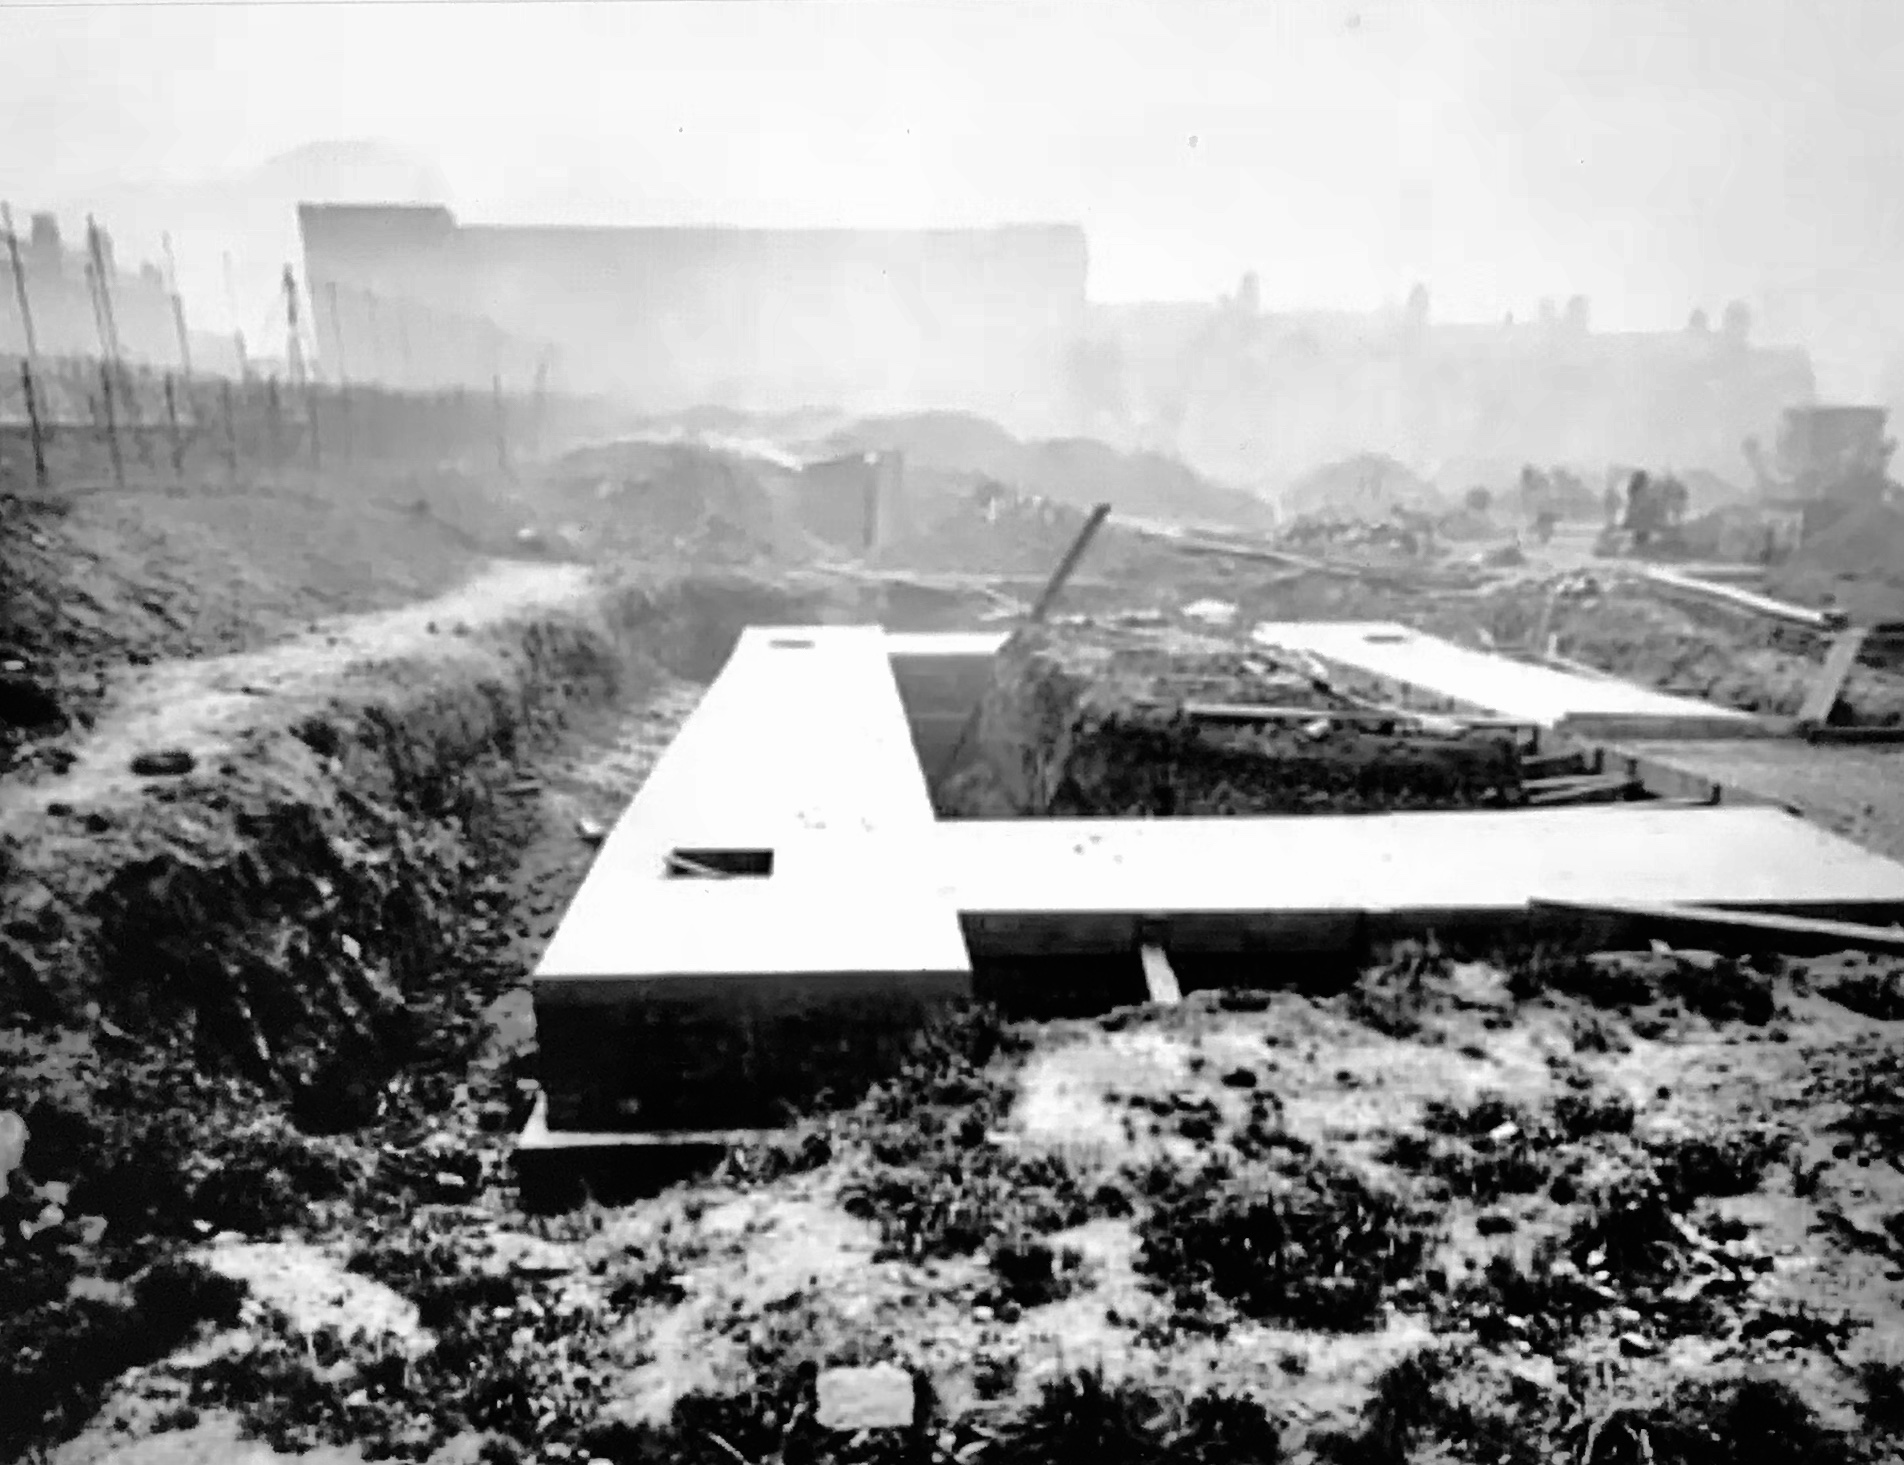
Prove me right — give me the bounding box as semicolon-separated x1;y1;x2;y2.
1083;282;1818;492
299;204;1090;423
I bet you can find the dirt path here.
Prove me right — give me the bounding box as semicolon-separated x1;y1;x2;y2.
1;558;592;817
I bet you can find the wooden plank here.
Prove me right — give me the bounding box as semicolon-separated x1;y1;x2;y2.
1632;564;1848;633
1801;724;1904;746
1799;626;1871;727
929;503;1112;792
1139;944;1183;1005
1253;621;1768;737
1523;773;1643;806
1529;896;1904;957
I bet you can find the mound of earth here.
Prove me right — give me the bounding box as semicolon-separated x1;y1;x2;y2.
821;413;1269;533
538;440;818;565
1282;453;1442;521
1768;501;1904;620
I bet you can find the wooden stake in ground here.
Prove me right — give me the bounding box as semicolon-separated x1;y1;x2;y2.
163;233;193;384
2;202;43;375
163;373;185;480
220;377;239;480
928;501;1113;794
282;264;320;469
97;359;124;491
18;360;48;490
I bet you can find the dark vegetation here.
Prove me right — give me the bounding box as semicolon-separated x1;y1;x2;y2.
1134;1155;1430;1333
1;1257;248;1459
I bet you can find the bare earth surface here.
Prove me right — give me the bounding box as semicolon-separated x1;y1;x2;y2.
12;448;1904;1463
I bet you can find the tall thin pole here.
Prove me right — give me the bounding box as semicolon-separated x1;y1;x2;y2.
223;251;249;380
85;217;126;367
283;265;319;468
282;264;306;389
163;232;193;383
363;289;382;386
98;359;125;491
2;202;42;371
85;217;140;439
20;361;48;489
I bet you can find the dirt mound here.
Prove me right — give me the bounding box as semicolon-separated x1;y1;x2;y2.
0;468;548;771
1768;501;1904;618
538;440;817;565
822;413;1270;532
1282;453;1442;520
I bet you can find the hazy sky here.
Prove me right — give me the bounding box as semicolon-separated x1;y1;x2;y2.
4;0;1904;390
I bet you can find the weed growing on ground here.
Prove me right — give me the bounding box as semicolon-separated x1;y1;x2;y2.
821;1006;1104;1262
1;1257;247;1459
1818;961;1904;1022
1648;1124;1789;1206
1135;1156;1431;1332
1662;954;1776;1026
1344;941;1450;1038
1307;1349;1544;1465
987;1368;1284;1465
1859;1359;1904;1434
188;1237;613;1459
983;1235;1091;1312
1381;1094;1557;1203
1450;1243;1613;1354
1571;1375;1854;1465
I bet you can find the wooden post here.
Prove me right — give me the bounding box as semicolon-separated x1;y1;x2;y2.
265;376;282;464
163;233;192;384
2;202;42;374
98;359;124;491
929;502;1114;792
19;359;48;489
163;373;185;480
221;377;239;479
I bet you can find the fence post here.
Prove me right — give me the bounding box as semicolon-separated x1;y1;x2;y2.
307;383;323;471
163;373;184;481
19;360;48;490
265;377;282;464
97;360;124;491
221;377;238;479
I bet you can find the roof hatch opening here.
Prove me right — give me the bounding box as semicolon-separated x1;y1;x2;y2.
666;848;775;879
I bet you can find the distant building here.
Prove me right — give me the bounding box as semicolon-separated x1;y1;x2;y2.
299;204;1090;420
1086;288;1817;487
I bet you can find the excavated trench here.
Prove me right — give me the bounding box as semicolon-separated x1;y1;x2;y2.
933;624;1527;820
924;624;1532;1014
0;571;873;1387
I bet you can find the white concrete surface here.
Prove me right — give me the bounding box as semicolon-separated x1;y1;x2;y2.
1251;620;1769;738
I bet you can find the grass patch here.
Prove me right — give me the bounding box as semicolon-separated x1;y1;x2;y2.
1381;1094;1557;1203
1648;1125;1789;1206
1;1257;247;1459
190;1236;611;1460
1135;1156;1431;1333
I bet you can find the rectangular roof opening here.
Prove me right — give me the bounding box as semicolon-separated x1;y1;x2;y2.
665;848;775;879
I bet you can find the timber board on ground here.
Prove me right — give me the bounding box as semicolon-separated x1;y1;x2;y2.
1251;620;1773;739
